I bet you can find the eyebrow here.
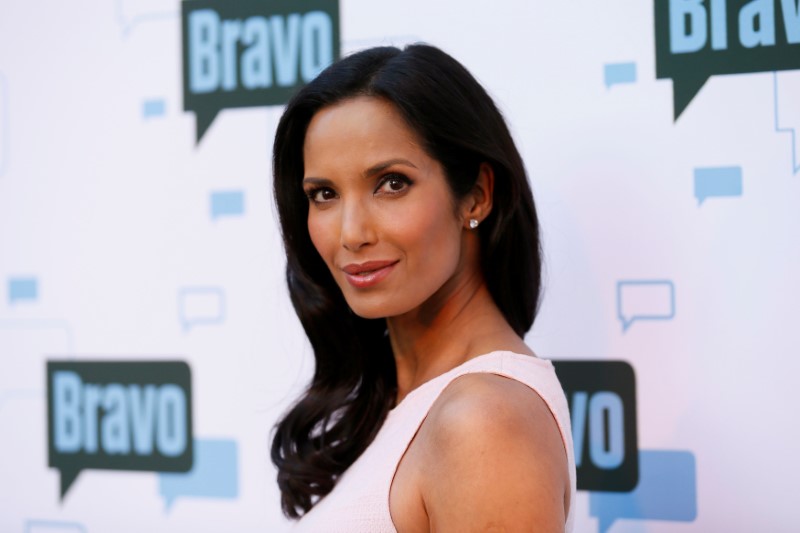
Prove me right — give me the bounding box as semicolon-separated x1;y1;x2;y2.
302;158;418;187
363;158;418;178
301;176;333;188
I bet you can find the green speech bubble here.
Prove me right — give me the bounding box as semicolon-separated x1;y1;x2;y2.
47;361;193;500
182;0;340;143
655;0;800;120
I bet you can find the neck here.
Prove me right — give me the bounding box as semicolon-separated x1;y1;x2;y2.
387;270;527;405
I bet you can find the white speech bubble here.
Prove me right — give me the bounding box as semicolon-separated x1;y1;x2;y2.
25;520;87;533
773;71;800;175
178;287;225;331
616;280;675;332
0;72;7;177
115;0;178;36
0;320;73;410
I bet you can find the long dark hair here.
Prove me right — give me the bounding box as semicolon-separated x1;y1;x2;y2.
271;43;542;518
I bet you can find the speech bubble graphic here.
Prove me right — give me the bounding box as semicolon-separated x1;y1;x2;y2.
590;449;697;533
0;318;74;412
47;361;193;500
210;190;245;220
604;62;637;88
178;286;225;330
182;0;340;143
8;277;38;304
553;361;639;492
159;438;238;511
25;519;87;533
655;0;800;119
0;72;7;177
694;166;743;205
115;0;178;37
142;99;166;118
616;280;675;332
773;71;800;174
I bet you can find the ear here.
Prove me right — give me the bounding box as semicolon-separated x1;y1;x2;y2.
461;162;494;228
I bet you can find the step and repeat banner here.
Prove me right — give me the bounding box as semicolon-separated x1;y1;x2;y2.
1;1;798;531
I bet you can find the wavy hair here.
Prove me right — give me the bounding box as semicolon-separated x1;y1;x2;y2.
271;43;542;518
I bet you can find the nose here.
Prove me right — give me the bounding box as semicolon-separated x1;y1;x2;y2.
340;199;375;252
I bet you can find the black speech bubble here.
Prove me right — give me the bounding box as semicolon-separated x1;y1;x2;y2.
47;361;193;500
182;0;340;144
655;0;800;119
553;360;638;492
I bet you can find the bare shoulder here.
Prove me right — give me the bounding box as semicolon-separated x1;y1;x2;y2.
416;372;569;531
431;372;552;429
424;373;567;467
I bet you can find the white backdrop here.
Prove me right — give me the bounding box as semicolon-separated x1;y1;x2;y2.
1;0;799;531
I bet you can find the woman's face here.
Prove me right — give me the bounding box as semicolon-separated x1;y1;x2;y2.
302;96;470;319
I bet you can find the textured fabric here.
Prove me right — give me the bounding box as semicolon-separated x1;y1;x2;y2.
291;351;577;532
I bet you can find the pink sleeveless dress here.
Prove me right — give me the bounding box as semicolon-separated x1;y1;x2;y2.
291;351;577;532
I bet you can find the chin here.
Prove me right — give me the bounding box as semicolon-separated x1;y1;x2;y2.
346;303;392;320
344;295;405;321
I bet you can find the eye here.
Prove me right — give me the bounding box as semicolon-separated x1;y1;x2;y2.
306;187;337;204
376;174;412;195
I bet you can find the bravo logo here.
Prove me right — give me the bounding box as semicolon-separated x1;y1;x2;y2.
47;361;193;500
655;0;800;118
182;0;340;143
553;360;639;492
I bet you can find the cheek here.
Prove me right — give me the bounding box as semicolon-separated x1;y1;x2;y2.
398;199;462;268
307;211;336;264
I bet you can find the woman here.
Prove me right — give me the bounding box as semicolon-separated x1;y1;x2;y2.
271;44;575;532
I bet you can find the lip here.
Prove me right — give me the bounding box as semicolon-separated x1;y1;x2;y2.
341;260;399;288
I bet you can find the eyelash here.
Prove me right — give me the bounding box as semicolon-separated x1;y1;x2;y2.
305;186;336;204
305;173;413;204
376;173;412;195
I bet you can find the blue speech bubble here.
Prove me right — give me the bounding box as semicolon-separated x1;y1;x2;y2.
142;98;166;119
604;62;637;89
210;191;245;220
24;520;87;533
159;438;239;511
177;286;225;331
591;449;697;533
694;166;742;205
8;277;38;304
616;280;675;333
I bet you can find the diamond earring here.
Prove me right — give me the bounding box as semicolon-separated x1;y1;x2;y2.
469;219;479;229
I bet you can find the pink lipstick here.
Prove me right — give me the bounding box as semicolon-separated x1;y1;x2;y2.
342;260;398;288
